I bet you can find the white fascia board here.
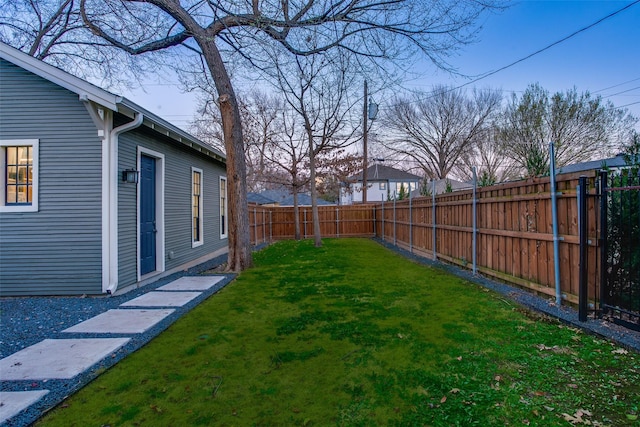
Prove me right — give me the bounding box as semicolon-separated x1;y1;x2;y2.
0;42;120;111
119;98;226;164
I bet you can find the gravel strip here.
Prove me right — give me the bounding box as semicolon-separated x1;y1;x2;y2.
0;253;233;427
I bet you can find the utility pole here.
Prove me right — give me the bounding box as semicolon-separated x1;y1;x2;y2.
363;80;368;203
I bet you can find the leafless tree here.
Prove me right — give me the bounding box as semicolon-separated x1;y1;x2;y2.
268;50;361;246
497;83;638;177
455;126;518;184
0;0;163;87
78;0;502;269
383;86;502;180
190;90;286;193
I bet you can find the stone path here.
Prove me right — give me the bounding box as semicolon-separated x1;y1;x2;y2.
0;275;226;425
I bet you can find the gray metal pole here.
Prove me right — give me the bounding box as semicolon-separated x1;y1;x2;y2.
432;180;437;260
409;187;413;252
472;167;477;275
550;142;562;305
393;192;396;246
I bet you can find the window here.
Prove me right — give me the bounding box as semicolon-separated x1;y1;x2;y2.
220;176;227;239
192;168;203;247
1;140;38;212
379;182;386;190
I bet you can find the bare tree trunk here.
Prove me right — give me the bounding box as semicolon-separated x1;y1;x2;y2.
197;35;252;271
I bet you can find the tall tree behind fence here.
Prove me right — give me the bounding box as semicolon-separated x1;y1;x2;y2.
249;171;601;305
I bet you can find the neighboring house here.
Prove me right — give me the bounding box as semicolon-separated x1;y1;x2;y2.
252;189;334;206
247;192;279;206
340;164;422;204
0;42;228;296
428;178;473;195
557;154;636;175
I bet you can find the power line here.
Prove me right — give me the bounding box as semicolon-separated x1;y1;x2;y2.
458;0;640;90
594;77;640;94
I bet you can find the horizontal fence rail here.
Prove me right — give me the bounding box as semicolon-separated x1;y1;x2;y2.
249;171;602;307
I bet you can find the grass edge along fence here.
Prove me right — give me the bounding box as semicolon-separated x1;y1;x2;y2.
249;171;601;307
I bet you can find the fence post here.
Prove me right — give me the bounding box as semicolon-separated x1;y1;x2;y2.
382;196;385;242
578;176;588;322
472;167;477;275
393;193;397;246
262;209;266;243
336;207;340;238
269;209;273;242
254;207;258;244
372;204;376;236
409;188;413;253
599;170;608;312
550;142;562;306
304;209;307;238
432;180;437;260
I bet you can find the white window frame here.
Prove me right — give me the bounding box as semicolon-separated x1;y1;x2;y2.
192;167;204;248
220;176;228;239
0;139;39;213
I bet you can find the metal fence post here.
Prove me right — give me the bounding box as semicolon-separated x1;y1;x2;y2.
432;180;437;260
409;188;413;253
578;176;588;322
472;167;477;275
382;195;385;241
393;193;397;246
599;170;608;312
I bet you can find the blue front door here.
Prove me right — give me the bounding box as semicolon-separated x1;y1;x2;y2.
140;155;156;275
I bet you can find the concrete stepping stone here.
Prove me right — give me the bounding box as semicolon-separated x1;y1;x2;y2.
157;275;224;291
0;390;49;424
120;291;201;307
0;338;129;381
62;309;175;334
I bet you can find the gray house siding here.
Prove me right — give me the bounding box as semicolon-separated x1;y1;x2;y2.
0;59;102;296
117;122;227;289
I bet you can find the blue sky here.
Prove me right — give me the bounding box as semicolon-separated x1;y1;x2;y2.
129;0;640;131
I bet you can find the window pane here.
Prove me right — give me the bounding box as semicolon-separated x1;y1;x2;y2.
7;166;17;183
18;146;30;163
6;146;17;164
6;185;16;204
17;185;28;203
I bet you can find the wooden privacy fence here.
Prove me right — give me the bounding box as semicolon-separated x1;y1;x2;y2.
249;171;601;306
248;204;375;244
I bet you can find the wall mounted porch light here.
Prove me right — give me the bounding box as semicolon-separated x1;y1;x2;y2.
122;169;139;184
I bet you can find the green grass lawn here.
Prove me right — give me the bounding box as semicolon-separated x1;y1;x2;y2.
38;239;639;426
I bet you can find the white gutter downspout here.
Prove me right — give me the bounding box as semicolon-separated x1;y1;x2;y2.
106;113;143;295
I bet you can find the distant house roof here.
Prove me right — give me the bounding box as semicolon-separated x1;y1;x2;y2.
428;178;473;195
349;164;422;182
250;190;333;206
247;192;278;205
556;154;635;175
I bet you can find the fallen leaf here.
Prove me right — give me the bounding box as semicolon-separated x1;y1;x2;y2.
522;419;530;425
495;375;502;382
612;348;628;355
456;356;463;361
450;388;460;394
440;396;447;403
567;384;578;389
544;405;555;412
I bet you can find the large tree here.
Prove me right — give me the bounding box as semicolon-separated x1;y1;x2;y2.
382;85;502;179
78;0;501;270
0;0;165;87
497;83;638;177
